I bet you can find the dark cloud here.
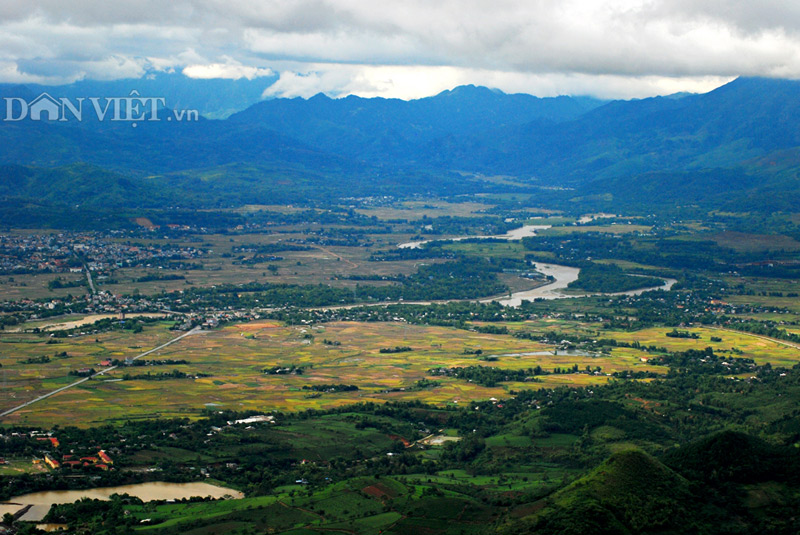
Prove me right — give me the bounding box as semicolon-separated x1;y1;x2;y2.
643;0;800;37
0;1;797;97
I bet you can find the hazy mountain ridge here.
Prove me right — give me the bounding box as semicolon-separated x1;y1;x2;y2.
0;82;605;178
227;85;604;163
433;77;800;180
2;77;800;213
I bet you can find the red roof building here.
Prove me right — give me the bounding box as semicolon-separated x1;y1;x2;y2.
36;437;60;447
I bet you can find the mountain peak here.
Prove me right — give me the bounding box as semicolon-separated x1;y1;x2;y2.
711;75;800;96
308;92;332;102
433;84;505;100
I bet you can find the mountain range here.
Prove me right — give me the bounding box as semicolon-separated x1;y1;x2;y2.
2;76;800;214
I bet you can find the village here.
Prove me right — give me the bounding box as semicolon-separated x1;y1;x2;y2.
0;231;205;275
0;431;114;473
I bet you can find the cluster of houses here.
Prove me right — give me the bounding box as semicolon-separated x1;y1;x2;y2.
42;449;114;471
14;291;165;324
173;310;258;331
0;234;76;273
0;231;205;275
3;431;118;472
8;286;258;335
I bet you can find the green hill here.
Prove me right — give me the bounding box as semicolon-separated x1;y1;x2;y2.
503;449;697;535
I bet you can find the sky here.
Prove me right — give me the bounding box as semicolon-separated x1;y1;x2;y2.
1;0;798;100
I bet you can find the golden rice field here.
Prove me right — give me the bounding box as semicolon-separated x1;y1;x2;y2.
2;318;800;427
0;323;179;405
597;326;800;366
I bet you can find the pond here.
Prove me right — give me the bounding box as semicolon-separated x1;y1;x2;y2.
0;481;243;522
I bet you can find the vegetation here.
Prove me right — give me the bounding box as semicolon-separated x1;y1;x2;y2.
379;346;413;354
429;365;545;387
567;262;663;293
4;162;800;535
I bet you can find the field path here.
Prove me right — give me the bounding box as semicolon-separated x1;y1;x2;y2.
708;326;800;350
312;245;359;269
0;327;201;420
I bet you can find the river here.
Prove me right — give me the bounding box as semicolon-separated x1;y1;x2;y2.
488;262;677;307
397;224;676;306
398;223;552;249
0;481;243;522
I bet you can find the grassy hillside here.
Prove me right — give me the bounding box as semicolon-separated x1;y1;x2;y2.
504;449;696;535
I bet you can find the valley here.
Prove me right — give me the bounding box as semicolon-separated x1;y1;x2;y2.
1;196;800;534
2;77;800;535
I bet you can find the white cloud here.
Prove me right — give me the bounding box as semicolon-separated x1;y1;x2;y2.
183;61;273;80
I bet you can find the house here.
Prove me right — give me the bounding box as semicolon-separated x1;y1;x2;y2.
44;454;60;470
98;450;113;465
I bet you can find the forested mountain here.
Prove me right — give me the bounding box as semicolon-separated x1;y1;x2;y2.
0;83;603;174
228;85;603;162
3;77;800;214
425;77;800;179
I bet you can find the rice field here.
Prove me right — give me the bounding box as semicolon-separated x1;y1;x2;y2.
2;318;799;427
596;326;800;366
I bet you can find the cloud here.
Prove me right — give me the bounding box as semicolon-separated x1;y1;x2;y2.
262;63;733;100
1;1;799;97
183;60;273;80
642;0;800;38
261;64;467;99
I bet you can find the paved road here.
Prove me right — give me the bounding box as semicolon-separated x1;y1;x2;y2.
85;268;96;294
0;327;201;420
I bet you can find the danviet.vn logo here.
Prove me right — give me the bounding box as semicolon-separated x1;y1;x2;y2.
4;90;199;127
